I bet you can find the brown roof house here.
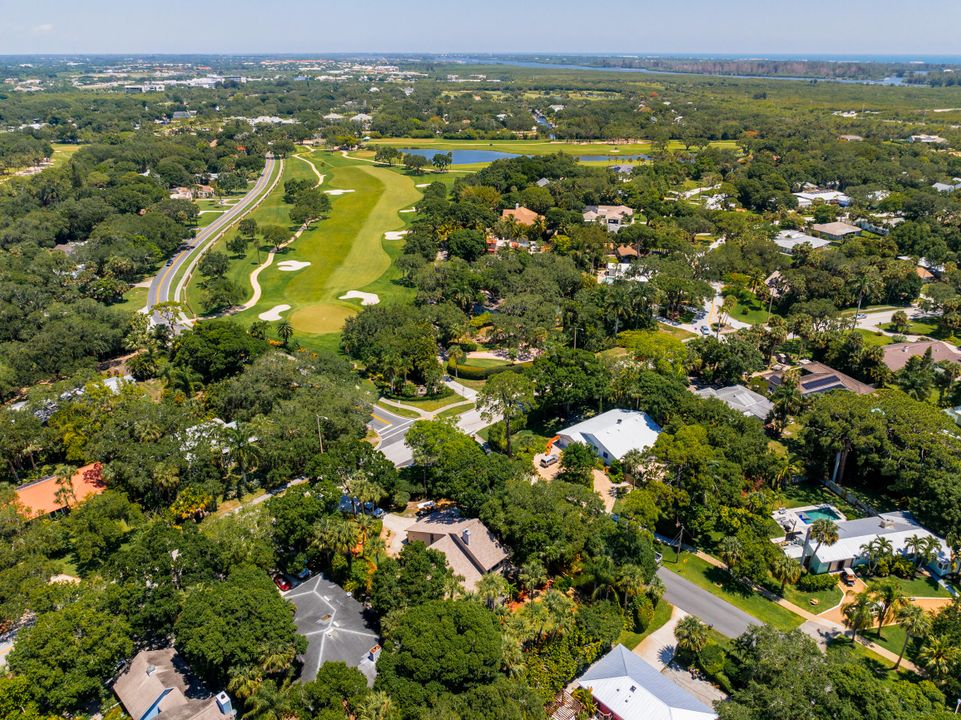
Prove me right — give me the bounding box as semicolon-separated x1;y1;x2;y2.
15;463;104;519
113;648;235;720
882;340;961;373
583;204;635;232
767;361;874;397
406;509;507;591
501;204;543;227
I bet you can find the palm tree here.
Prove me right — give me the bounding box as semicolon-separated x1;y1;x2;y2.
893;604;931;670
356;691;394;720
620;448;646;488
771;555;802;596
276;319;294;346
542;588;575;639
616;564;648;610
224;423;260;494
243;679;289;720
842;592;876;643
860;535;893;576
475;573;510;610
313;516;358;568
867;578;905;640
259;642;296;676
718;536;743;577
804;518;839;569
227;666;263;701
674;615;709;658
919;636;960;682
518;558;547;595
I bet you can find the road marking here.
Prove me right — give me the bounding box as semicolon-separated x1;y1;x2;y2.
371;413;393;427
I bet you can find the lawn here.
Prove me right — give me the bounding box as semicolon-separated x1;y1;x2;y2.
783;582;843;613
617;600;674;650
870;623;911;657
780;481;864;519
114;285;148;315
383;390;462;413
855;328;894;347
888;574;951;598
374;403;420;420
659;546;804;631
464;357;513;369
656;323;697;340
436;402;474;419
727;294;772;325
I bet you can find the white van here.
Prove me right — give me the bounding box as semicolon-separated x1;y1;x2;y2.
540;453;559;468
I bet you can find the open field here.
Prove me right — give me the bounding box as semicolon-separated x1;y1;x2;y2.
0;142;81;185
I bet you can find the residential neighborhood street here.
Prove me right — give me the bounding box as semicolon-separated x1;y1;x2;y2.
656;566;756;639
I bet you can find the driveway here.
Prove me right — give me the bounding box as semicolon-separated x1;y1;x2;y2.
656;566;756;639
381;512;417;556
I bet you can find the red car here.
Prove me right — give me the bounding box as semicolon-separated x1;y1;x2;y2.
272;574;292;592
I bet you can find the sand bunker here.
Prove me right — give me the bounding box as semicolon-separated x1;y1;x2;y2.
399;208;416;213
324;189;355;196
277;260;311;272
384;230;409;241
339;291;380;306
258;304;291;321
415;183;430;188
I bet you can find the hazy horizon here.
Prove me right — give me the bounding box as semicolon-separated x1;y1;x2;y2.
2;0;960;57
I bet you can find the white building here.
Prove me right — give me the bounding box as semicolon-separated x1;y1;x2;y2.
793;189;851;208
910;134;947;144
697;385;773;421
582;205;635;232
774;230;832;254
556;409;661;465
576;644;717;720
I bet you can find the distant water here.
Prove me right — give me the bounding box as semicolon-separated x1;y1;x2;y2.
398;148;519;164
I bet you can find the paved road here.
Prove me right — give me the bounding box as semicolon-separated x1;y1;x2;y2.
656;566;756;639
146;155;280;325
371;405;417;467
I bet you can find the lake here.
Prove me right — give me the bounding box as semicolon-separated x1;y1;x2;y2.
398;148;519;164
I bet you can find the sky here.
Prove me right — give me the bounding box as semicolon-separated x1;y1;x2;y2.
2;0;961;57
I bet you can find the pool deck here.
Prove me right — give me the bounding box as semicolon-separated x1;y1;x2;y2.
771;505;846;560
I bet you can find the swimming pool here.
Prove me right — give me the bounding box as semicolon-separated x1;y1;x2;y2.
798;506;842;524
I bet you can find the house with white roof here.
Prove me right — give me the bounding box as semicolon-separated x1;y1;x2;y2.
793;189;851;209
576;644;717;720
583;205;635;232
555;409;661;465
793;511;952;576
773;230;832;254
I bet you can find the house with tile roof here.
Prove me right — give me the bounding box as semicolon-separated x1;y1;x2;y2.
583;204;635;232
881;339;961;373
766;361;874;397
406;509;507;591
810;221;862;241
500;204;542;227
576;644;717;720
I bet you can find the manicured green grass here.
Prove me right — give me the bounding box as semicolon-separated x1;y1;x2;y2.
870;623;910;657
887;574;951;598
455;377;488;391
382;390;461;413
374;403;420;420
659;546;804;631
779;481;864;519
656;323;697;340
617;600;674;650
727;294;772;325
783;583;843;613
436;402;474;419
114;285;148;314
826;635;904;673
464;357;513;368
856;328;894;346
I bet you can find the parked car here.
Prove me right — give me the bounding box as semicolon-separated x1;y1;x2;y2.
272;574;292;592
372;508;386;519
540;453;559;468
841;567;857;587
700;326;711;335
416;500;436;517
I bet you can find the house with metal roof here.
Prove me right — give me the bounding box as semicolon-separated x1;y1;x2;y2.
556;408;661;465
773;230;831;254
796;511;952;576
576;644;717;720
696;385;773;421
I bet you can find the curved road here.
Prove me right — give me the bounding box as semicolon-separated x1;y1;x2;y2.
146;155;281;325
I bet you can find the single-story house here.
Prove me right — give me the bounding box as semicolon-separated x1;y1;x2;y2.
839;134;864;142
773;230;832;254
910;134;947;144
810;221;862;241
697;385;773;421
933;180;961;193
793;190;851;208
535;177;551;188
800;511;952;576
583;204;635;232
615;245;639;261
576;644;717;720
113;648;234;720
881;339;961;373
15;463;104;519
406;509;507;591
323;112;344;121
193;184;215;198
169;187;193;201
766;361;874;397
555;408;661;465
350;113;373;125
501;204;543;227
602;262;649;284
286;574;381;685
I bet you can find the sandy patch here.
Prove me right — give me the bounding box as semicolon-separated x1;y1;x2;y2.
339;290;380;306
277;260;311;272
258;304;290;321
415;183;430;188
399;208;416;213
324;189;355;196
384;230;409;241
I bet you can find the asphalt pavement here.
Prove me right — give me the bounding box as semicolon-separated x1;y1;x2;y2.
146;155;280;325
656;566;756;638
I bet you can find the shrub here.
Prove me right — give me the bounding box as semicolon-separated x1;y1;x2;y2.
447;359;532;380
630;594;655;632
796;572;840;592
